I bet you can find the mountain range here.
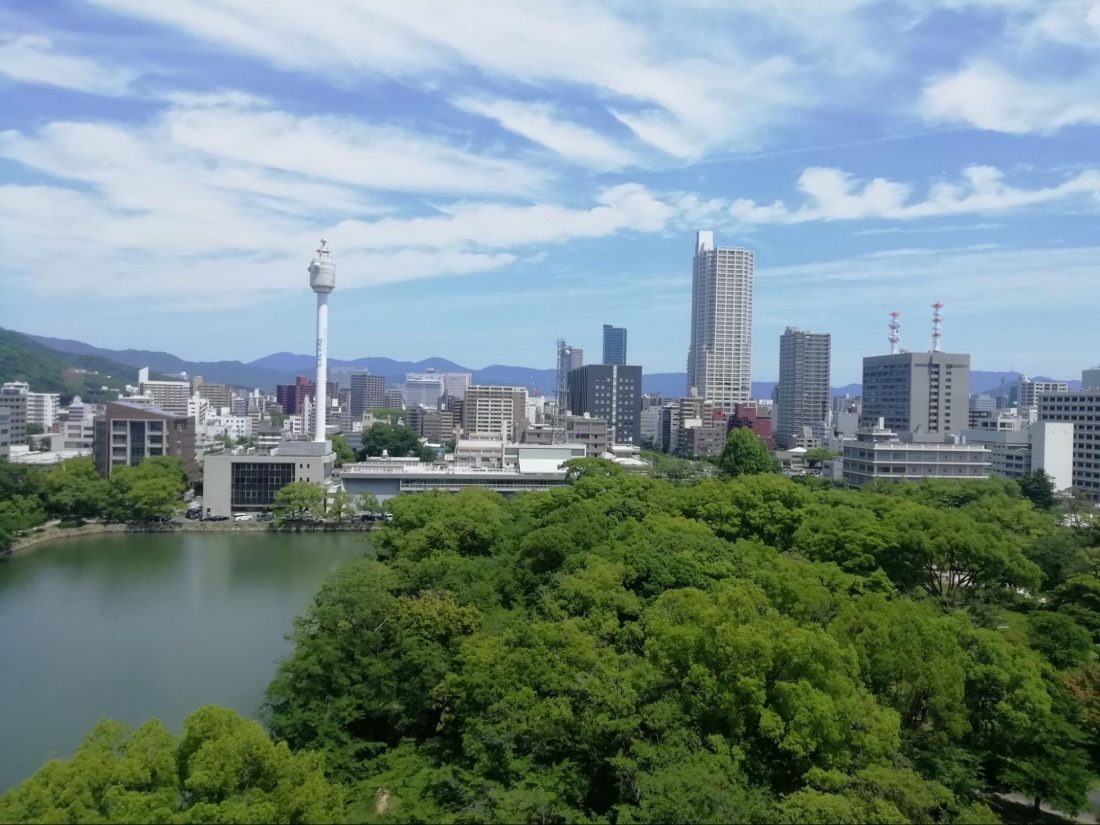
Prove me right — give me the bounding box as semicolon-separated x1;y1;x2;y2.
9;328;1083;399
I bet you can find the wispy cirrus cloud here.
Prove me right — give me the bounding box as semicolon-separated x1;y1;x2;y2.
0;35;138;96
724;165;1100;224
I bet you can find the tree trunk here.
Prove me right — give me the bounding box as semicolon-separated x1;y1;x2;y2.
1033;796;1041;814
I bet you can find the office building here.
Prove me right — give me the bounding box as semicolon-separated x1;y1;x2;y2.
0;381;29;445
443;373;471;401
776;328;831;449
136;368;190;416
407;406;457;443
1018;378;1068;408
1083;367;1100;390
842;419;991;487
383;388;406;409
964;422;1074;492
191;378;232;412
567;364;642;445
350;371;386;418
1038;384;1100;499
0;409;10;458
602;325;628;366
463;385;528;441
686;231;754;412
93;401;198;481
556;341;584;412
861;351;970;436
406;372;445;410
276;376;336;417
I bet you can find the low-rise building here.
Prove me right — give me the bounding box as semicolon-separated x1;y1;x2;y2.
962;421;1074;491
842;419;990;487
202;440;336;518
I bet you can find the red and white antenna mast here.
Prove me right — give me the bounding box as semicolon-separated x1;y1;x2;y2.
932;302;943;352
888;311;901;355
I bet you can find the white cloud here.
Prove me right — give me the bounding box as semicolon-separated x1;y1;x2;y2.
726;165;1100;223
920;63;1100;133
0;35;138;96
84;0;803;158
333;183;674;254
452;97;637;169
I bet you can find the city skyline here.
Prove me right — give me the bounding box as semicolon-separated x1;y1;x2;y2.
1;2;1098;382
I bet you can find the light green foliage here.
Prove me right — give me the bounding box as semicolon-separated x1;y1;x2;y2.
718;427;777;476
42;456;110;519
0;494;47;547
271;480;325;523
105;456;187;522
327;433;358;465
0;706;344;824
802;446;838;468
328;489;357;522
361;422;422;458
368;407;404;425
261;472;1089;820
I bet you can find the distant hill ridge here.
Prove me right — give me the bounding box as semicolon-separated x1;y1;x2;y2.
18;329;1083;398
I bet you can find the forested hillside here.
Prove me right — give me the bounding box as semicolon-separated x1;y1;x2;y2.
0;328;134;401
4;463;1100;823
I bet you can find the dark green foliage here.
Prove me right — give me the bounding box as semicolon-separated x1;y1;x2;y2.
265;472;1091;821
327;433;358;466
718;427;777;476
1027;611;1094;669
1017;469;1057;510
0;706;345;823
361;422;423;459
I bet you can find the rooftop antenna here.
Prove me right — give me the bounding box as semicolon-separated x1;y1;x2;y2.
888;311;901;355
932;302;943;353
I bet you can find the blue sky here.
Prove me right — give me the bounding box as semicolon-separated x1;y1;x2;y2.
1;1;1098;384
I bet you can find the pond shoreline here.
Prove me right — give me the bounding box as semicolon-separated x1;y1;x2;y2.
3;519;374;558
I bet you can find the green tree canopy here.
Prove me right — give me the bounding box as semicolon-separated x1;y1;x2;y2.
0;706;344;824
104;456;186;523
718;427;776;476
327;433;358;466
360;422;422;458
272;480;325;523
1017;469;1057;510
803;446;838;468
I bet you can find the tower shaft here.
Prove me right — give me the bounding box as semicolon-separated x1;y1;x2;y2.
314;292;328;442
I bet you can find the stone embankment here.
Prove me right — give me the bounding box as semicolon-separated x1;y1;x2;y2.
3;519;373;557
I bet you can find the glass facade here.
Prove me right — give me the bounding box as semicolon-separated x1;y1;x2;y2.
231;462;294;509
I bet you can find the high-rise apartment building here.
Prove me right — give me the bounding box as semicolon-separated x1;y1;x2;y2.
0;410;11;458
463;385;528;441
137;367;190;416
776;328;831;449
602;325;627;366
350;371;385;418
1018;378;1068;408
26;391;61;431
686;231;754;412
0;381;29;445
861;351;970;435
192;378;232;413
567;364;642;445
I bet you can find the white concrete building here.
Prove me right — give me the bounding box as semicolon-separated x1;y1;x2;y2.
60;397;97;450
206;414;253;440
443;372;471;401
842;419;991;487
964;422;1074;492
187;394;210;426
687;231;754;411
405;372;445;409
1018;378;1068;409
26;392;61;431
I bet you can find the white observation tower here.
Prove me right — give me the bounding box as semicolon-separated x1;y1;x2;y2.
308;239;335;443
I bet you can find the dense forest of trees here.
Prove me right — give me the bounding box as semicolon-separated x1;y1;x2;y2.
4;459;1100;823
0;456;187;550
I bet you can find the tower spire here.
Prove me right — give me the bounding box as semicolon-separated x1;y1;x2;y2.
932;302;943;353
888;311;901;355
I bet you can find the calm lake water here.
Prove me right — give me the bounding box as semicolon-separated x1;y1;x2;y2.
0;532;368;792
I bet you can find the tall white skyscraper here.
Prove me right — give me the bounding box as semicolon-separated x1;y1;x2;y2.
686;231;754;411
